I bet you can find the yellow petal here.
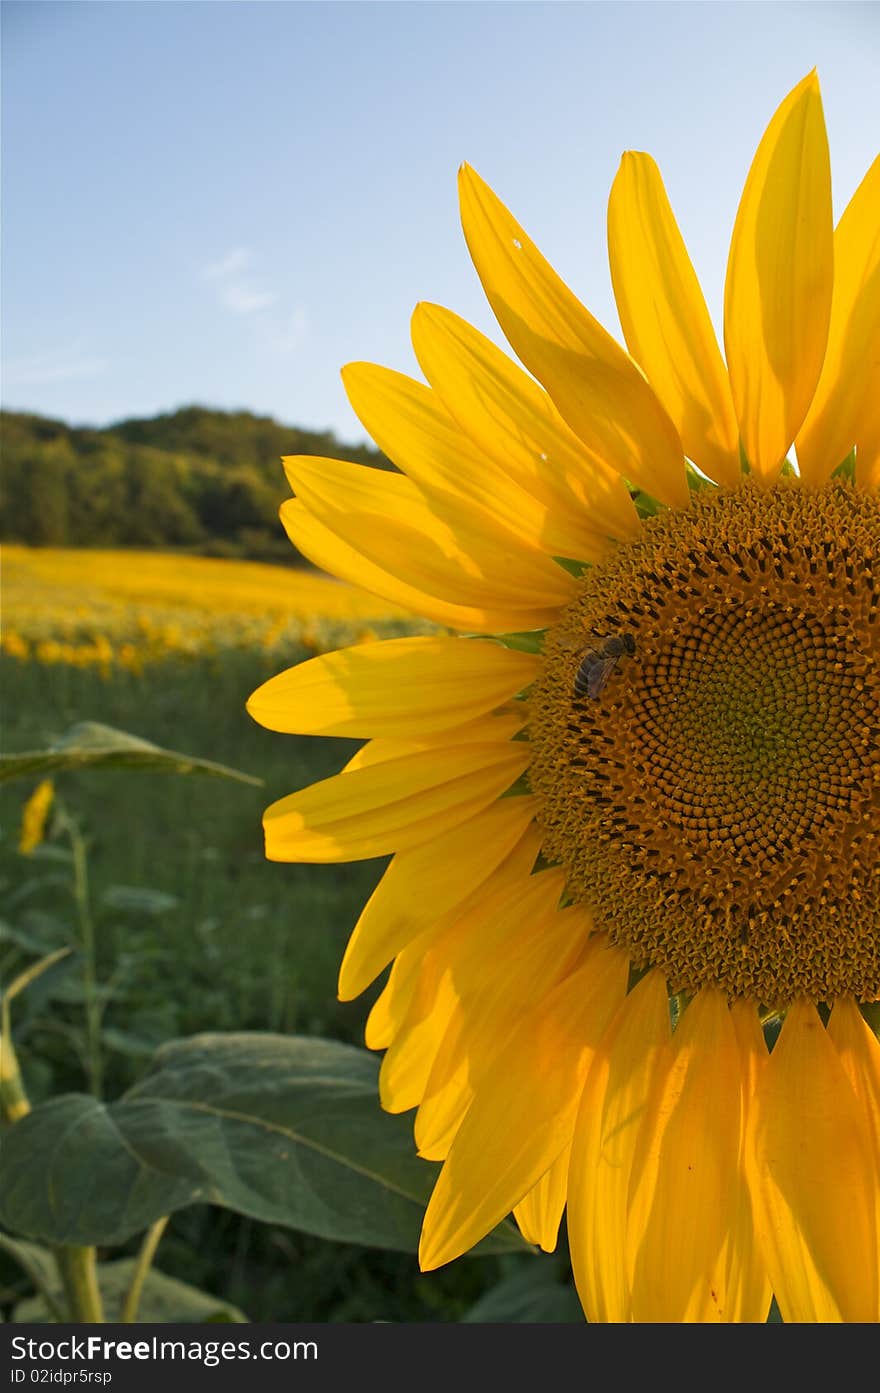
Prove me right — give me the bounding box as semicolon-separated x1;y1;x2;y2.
716;1001;773;1323
568;969;671;1323
513;1147;571;1253
375;829;546;1106
342;361;590;559
827;999;880;1263
341;711;526;772
724;71;833;480
338;796;539;1000
379;963;460;1115
281;499;565;633
284;456;575;616
458;164;689;508
247;636;539;739
415;893;588;1160
856;426;880;491
796;156;880;484
18;778;55;855
279;498;481;631
828;998;880;1157
263;741;529;863
364;945;424;1050
608;152;741;488
747;999;879;1322
419;946;629;1270
411;302;641;553
626;989;747;1321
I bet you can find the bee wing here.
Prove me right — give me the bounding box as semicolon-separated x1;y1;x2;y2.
559;633;614;658
585;653;620;698
557;634;590;654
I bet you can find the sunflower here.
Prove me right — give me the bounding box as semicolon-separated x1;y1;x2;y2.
247;72;880;1322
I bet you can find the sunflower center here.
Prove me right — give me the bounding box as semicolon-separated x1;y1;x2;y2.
527;479;880;1007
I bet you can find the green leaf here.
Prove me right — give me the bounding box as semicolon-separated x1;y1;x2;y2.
0;1234;67;1321
3;946;73;1006
101;886;180;916
0;918;55;955
0;1033;528;1256
11;1258;247;1324
101;1027;166;1059
463;1262;585;1323
0;722;263;787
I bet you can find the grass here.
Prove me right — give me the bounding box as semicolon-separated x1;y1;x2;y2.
0;552;516;1323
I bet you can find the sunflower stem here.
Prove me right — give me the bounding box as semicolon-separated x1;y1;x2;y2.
56;801;103;1098
119;1217;169;1323
55;1245;104;1323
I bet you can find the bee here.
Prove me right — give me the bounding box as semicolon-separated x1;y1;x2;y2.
572;633;636;700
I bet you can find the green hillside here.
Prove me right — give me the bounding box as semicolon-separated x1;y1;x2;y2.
0;405;391;562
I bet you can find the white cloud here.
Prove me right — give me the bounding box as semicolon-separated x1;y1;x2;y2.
201;247;275;315
220;284;276;315
273;305;309;352
3;344;108;386
201;247;251;280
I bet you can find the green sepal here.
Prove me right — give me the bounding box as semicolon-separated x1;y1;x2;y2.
471;630;548;655
500;773;533;799
628;487;662;519
553;556;591;578
860;1002;880;1040
831;449;856;482
684;463;717;492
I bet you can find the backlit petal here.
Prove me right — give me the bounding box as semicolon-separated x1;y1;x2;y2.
459;164;689;508
608;151;741;487
514;1148;571;1253
724;71;833;479
263;741;529;862
827;999;880;1265
376;829;546;1106
419;946;629;1270
747;1000;879;1322
284;456;575;615
342;361;596;559
717;1002;773;1323
280;499;565;633
796;156;880;484
411;301;641;553
568;969;671;1323
338;797;539;1000
415;896;589;1160
626;989;746;1321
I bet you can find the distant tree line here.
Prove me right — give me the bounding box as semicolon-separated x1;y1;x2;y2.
0;405;392;562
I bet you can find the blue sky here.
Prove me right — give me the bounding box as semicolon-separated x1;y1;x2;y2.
2;0;878;445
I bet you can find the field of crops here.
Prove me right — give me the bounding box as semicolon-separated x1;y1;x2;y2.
1;544;432;670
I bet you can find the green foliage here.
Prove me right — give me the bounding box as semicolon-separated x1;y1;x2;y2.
0;661;538;1323
0;1034;526;1254
0;406;393;560
462;1254;584;1323
0;721;264;786
9;1250;248;1324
